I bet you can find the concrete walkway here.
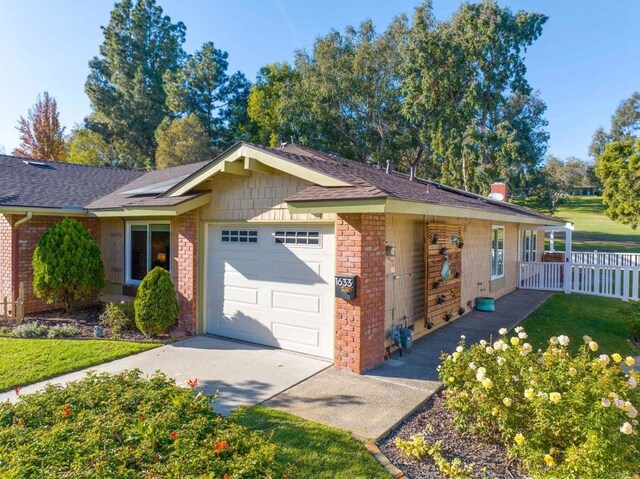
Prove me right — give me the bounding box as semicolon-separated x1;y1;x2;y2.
0;336;330;415
267;289;553;440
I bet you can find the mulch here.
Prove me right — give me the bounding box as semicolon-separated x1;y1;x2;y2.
377;390;528;479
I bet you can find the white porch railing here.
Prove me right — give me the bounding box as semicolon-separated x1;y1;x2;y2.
571;251;640;267
519;261;640;301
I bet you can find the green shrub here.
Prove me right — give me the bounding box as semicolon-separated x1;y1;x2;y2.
47;324;80;338
621;302;640;342
0;371;286;478
134;267;179;336
100;301;136;334
32;218;105;312
12;321;47;338
439;328;639;479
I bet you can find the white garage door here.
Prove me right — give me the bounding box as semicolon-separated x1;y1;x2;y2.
206;225;335;358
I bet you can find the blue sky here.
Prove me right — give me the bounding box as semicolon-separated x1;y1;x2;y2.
1;0;638;160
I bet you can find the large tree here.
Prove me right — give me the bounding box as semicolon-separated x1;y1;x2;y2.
66;128;119;167
590;92;640;159
86;0;186;169
13;92;66;161
164;42;252;150
403;0;548;192
155;114;213;169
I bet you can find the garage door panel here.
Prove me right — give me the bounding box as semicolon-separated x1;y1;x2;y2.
206;224;334;358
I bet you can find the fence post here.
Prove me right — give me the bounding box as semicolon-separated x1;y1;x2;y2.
16;282;24;322
563;229;573;293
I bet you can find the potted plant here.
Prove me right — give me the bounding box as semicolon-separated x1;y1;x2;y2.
444;311;453;322
440;246;448;255
431;234;439;244
458;307;465;316
433;280;441;289
436;294;446;305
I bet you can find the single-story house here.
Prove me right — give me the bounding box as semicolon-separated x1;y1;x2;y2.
0;142;563;373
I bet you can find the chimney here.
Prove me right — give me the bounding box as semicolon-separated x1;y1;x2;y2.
409;164;417;181
385;159;393;174
489;181;508;202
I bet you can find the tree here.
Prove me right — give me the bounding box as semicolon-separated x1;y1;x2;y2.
86;0;186;169
32;219;105;312
595;139;640;229
66;128;120;167
164;42;251;149
13;92;66;161
248;63;298;147
134;266;179;335
403;0;548;192
590;92;640;160
155;114;212;169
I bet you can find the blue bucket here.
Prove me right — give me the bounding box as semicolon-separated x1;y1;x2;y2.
476;297;495;312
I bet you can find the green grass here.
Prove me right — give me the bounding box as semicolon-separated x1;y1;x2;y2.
0;338;159;392
553;196;640;252
232;405;388;479
520;293;639;356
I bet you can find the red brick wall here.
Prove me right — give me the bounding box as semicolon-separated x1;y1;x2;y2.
0;214;14;308
335;213;386;373
172;210;198;333
16;216;100;313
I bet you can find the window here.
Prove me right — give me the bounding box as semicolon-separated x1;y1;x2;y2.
221;230;257;243
491;226;505;279
126;222;170;284
521;230;537;262
274;230;320;246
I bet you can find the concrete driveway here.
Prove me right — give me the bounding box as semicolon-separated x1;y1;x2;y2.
0;336;331;414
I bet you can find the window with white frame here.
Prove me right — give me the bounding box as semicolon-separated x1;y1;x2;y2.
274;230;320;246
221;230;258;243
521;230;537;262
126;222;171;284
491;225;505;279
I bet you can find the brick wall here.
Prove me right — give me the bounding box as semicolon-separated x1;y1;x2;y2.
16;216;100;313
172;210;198;333
335;213;386;373
0;214;13;308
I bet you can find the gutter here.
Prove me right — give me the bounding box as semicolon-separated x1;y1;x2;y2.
14;212;32;228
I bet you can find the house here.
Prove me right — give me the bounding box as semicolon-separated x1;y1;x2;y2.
0;142;563;373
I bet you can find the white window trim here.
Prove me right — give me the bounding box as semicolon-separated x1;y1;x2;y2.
125;220;171;285
273;229;323;248
491;225;505;280
219;229;259;245
521;230;537;262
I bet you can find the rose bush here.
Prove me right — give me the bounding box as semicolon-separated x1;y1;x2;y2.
439;328;639;478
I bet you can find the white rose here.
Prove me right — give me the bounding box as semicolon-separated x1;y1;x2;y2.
629;377;637;389
601;398;611;407
557;335;570;346
518;331;528;339
620;422;633;435
456;346;464;353
497;356;506;366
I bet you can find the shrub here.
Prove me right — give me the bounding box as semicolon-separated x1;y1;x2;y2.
439;328;639;479
134;267;179;336
47;324;80;338
621;302;640;342
12;321;47;338
32;218;104;312
99;301;136;334
0;371;286;478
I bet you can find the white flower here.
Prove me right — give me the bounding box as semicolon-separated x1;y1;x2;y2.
588;341;599;352
481;378;494;389
497;356;506;366
549;336;559;346
520;343;533;356
549;392;562;404
469;362;477;370
583;335;592;343
601;398;611;407
557;335;570;346
518;331;528;339
627;406;638;419
479;339;487;347
499;328;508;335
486;347;495;355
625;357;636;367
452;352;460;362
568;367;577;377
476;371;486;382
503;397;512;407
620;422;633;435
514;326;524;333
456;346;464;353
460;335;466;340
629;376;637;389
598;354;610;365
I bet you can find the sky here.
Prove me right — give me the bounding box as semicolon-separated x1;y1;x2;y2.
0;0;639;161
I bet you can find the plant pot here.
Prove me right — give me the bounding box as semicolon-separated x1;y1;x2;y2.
454;272;461;279
458;242;464;248
458;307;465;316
444;313;453;322
94;325;104;338
431;234;438;244
436;295;446;305
440;247;448;255
433;281;440;289
476;297;496;312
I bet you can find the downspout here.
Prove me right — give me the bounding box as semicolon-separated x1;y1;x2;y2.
14;211;32;228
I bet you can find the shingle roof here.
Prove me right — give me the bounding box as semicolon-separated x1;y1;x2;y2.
240;143;559;223
0;155;143;209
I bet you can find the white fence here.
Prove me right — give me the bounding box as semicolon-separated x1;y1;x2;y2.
570;251;640;267
519;259;640;301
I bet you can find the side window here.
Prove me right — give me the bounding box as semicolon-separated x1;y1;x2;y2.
491;226;505;279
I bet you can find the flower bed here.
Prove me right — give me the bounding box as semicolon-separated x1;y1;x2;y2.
0;371;286;478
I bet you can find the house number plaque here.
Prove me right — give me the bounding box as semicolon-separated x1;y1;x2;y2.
335;274;357;300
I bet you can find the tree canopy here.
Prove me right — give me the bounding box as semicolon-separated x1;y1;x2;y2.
13;92;66;161
155;114;213;169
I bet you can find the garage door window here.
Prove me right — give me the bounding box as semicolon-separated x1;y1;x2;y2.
274;230;320;246
221;230;258;243
126;222;171;284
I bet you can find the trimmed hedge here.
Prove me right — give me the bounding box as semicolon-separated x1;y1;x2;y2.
134;267;179;335
0;371;286;478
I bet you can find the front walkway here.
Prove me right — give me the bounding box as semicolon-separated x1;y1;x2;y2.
266;289;553;440
0;336;330;414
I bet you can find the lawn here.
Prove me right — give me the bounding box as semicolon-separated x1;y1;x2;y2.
520;293;639;356
233;405;388;479
0;338;159;392
552;196;640;252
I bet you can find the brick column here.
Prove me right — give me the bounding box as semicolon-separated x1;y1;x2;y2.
0;214;14;308
335;213;386;373
173;210;198;333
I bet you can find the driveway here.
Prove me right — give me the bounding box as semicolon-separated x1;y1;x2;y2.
0;336;330;414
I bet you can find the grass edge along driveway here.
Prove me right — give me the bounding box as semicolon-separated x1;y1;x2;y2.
0;337;159;392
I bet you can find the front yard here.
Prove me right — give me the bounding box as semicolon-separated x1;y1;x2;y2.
0;338;159;392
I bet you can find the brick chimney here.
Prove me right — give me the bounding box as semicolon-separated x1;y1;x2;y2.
489;181;508;202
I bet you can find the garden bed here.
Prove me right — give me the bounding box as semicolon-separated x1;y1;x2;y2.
378;390;526;479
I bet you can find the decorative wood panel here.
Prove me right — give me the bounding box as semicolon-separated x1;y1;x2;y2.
425;223;463;330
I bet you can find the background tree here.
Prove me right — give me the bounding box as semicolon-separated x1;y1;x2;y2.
590;92;640;159
155;114;212;169
86;0;186;169
247;63;297;147
66;128;119;167
32;219;105;312
595;139;640;229
164;42;251;150
13;92;66;161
